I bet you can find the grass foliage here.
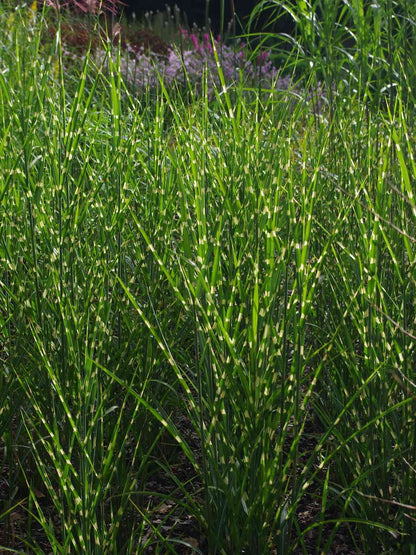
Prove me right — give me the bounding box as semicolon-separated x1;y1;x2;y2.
0;1;415;553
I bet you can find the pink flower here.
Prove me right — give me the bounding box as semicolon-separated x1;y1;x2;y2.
189;33;200;53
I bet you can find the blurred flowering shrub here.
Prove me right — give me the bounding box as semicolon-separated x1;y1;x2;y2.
42;0;124;16
95;28;293;98
45;21;170;60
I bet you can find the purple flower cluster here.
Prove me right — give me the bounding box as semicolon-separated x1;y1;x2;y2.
96;29;293;98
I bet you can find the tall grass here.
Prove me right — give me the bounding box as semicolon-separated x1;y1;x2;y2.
0;1;415;553
250;0;416;112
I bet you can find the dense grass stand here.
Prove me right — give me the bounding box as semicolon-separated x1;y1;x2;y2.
0;0;415;553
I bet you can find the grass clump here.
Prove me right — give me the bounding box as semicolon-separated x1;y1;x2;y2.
0;1;415;553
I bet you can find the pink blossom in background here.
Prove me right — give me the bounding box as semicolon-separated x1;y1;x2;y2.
93;29;298;100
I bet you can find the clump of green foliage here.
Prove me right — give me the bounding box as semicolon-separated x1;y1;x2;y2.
0;1;415;553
